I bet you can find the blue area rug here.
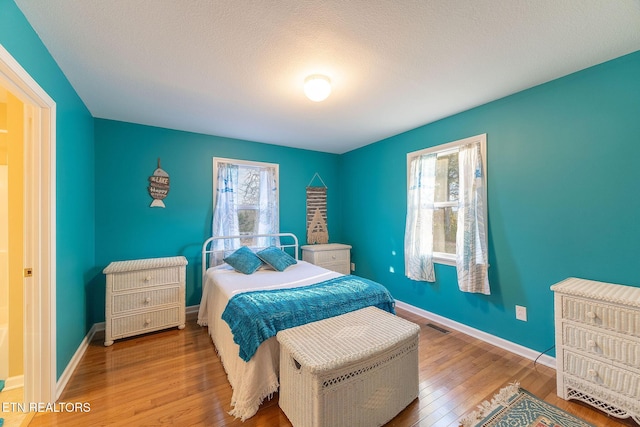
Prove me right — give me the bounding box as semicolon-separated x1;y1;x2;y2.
460;383;595;427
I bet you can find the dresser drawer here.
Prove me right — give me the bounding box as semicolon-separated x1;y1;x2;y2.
562;323;640;370
111;267;181;292
564;350;640;399
111;307;181;337
111;286;181;314
561;296;640;339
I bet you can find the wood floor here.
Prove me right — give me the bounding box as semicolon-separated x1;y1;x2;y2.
25;308;638;427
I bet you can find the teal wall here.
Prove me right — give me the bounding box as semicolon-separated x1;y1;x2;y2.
340;50;640;355
91;119;341;324
1;0;95;377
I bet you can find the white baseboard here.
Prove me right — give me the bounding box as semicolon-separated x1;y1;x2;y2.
56;323;101;400
395;300;556;369
56;305;201;399
186;304;200;320
2;374;24;391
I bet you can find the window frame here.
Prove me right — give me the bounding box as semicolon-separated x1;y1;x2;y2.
406;134;487;266
212;157;279;237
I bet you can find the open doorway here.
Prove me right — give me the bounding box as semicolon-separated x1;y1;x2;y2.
0;44;56;404
0;82;25;396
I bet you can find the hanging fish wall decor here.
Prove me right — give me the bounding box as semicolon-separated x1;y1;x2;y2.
148;158;170;208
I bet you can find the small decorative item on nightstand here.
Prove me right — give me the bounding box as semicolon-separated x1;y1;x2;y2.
301;243;351;275
102;256;187;346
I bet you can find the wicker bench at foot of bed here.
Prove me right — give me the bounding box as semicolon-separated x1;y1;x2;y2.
276;306;420;427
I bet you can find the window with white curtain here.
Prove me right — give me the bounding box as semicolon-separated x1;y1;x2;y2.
404;134;490;294
212;157;279;248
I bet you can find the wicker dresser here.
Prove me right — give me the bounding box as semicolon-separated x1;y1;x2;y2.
301;243;351;275
103;256;188;346
551;277;640;424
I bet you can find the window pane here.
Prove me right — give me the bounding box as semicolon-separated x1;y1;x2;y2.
238;209;258;235
434;153;459;203
238;167;260;206
433;207;457;254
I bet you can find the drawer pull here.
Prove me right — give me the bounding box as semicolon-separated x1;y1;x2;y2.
586;311;597;319
587;369;597;378
587;340;596;349
144;297;152;304
144;318;151;325
331;255;336;259
144;275;152;282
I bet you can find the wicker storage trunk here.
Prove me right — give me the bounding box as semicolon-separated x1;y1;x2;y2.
276;306;420;427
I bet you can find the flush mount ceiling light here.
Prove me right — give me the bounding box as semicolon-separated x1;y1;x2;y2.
304;74;331;102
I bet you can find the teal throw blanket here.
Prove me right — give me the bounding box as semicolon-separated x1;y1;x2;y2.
222;275;395;361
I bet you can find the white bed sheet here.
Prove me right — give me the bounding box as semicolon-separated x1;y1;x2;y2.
197;260;341;420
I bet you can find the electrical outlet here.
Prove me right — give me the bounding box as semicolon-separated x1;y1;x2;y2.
515;305;527;322
350;262;355;271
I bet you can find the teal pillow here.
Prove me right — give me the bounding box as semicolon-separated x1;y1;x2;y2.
257;246;297;271
224;246;263;274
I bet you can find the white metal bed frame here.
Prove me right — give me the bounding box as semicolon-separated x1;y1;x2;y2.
201;232;299;279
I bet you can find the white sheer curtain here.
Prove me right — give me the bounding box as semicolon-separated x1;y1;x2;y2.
404;153;437;282
211;162;240;264
456;142;490;294
255;166;280;248
211;162;280;258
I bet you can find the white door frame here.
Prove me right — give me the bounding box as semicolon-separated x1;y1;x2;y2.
0;44;56;403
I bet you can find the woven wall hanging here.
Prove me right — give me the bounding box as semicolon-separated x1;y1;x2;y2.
306;173;328;244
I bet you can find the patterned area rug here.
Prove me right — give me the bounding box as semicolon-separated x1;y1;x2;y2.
460;383;595;427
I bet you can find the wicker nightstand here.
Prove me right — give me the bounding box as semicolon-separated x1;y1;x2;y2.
301;243;351;275
102;256;188;346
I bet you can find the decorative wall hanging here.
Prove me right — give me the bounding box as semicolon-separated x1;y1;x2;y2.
148;158;170;208
306;173;328;244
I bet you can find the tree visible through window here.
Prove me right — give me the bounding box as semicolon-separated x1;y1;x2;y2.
433;151;459;255
237;166;261;237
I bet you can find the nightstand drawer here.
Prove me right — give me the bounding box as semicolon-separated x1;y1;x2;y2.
301;244;352;275
112;286;181;314
111;307;181;338
320;262;350;275
314;250;349;264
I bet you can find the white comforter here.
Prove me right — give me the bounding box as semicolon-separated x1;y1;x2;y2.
197;261;341;420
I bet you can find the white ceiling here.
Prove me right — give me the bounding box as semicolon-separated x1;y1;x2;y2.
15;0;640;154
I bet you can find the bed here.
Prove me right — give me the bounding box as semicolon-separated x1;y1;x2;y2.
196;233;395;420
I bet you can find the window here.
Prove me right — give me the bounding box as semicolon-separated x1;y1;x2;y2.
212;158;279;247
236;166;262;237
432;149;459;257
405;134;489;293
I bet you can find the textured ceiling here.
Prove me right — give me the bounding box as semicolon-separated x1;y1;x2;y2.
15;0;640;154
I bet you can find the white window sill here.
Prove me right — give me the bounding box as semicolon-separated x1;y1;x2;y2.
433;254;456;267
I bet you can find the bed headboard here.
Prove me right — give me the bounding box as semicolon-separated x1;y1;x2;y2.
201;232;299;279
